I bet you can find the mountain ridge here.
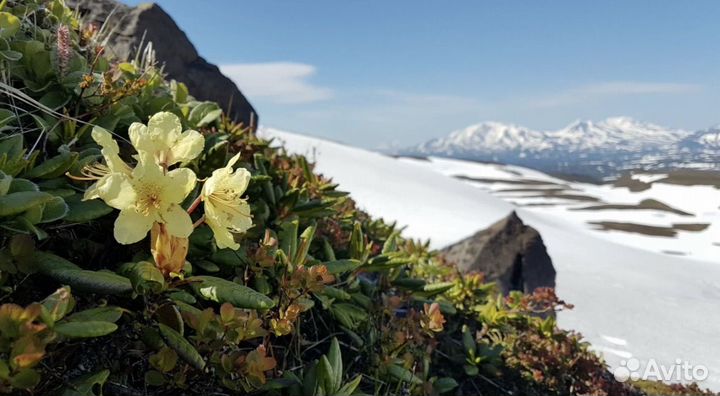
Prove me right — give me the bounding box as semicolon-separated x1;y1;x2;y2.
400;117;718;178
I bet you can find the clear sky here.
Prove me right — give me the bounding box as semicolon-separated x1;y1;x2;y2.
124;0;720;148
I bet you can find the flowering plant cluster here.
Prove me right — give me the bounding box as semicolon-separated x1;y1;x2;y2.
77;112;253;276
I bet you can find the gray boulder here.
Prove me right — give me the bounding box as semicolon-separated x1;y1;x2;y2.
442;211;556;294
66;0;258;130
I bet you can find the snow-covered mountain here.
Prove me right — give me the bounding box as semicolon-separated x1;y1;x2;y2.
402;117;715;179
258;127;720;390
418;122;551;155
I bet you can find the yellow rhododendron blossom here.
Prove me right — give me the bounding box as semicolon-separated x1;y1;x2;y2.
128;111;204;166
87;151;196;244
201;153;252;249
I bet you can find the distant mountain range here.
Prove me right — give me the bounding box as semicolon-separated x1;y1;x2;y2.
398;117;720;180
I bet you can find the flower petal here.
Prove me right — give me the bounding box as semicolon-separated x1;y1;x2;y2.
165;168;197;204
201;167;228;197
206;215;239;250
95;173;137;210
91;127;128;173
228;200;253;232
227;168;251;196
169;129;204;165
127;122;147;151
161;204;194;238
132;152;164;180
114;208;154;244
147;111;182;148
226;153;241;168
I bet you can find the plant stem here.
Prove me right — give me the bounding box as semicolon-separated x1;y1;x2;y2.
187;195;202;214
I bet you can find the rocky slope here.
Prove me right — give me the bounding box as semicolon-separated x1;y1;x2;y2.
66;0;259;130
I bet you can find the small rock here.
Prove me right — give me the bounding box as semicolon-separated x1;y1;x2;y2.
442;211;556;294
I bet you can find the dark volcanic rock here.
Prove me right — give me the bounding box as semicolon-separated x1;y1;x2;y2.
66;0;258;130
442;211;555;294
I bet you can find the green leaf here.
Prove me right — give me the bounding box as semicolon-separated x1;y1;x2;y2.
349;222;366;261
294;222;316;266
302;361;320;396
322;259;362;275
36;261;132;295
144;370;165;386
318;356;335;395
7;178;37;193
39;90;71;111
0;49;21;61
462;325;476;358
391;278;426;290
321;286;351;301
24;152;77;179
118;261;165;294
278;219;298;259
330;303;368;330
326;338;342;394
336;375;363;396
64;199;113;223
39;196;68;223
158;323;205;370
9;368;40;390
187;276;275;309
61;369;110;396
32;251;80;272
0;134;23;159
382;232;400;254
65;306;124;323
55;321;118;338
387;364;422;385
188;102;221;127
0;191;55;217
40;286;74;325
434;377;459;394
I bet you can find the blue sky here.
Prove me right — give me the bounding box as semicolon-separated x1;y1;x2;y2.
124;1;720;148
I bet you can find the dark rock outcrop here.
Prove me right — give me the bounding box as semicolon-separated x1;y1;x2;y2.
66;0;258;130
442;211;555;294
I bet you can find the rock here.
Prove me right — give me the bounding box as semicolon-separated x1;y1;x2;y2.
442;211;555;294
66;0;258;130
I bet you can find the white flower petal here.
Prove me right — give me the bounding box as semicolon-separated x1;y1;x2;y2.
114;208;154;244
227;168;251;196
161;204;194;238
206;216;239;250
147;111;182;148
169;129;204;165
91;127;128;173
127;122;147;151
165;168;197;204
96;173;137;210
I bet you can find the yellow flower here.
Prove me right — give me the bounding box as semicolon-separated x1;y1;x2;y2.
87;151;196;244
128;111;204;166
201;153;252;249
